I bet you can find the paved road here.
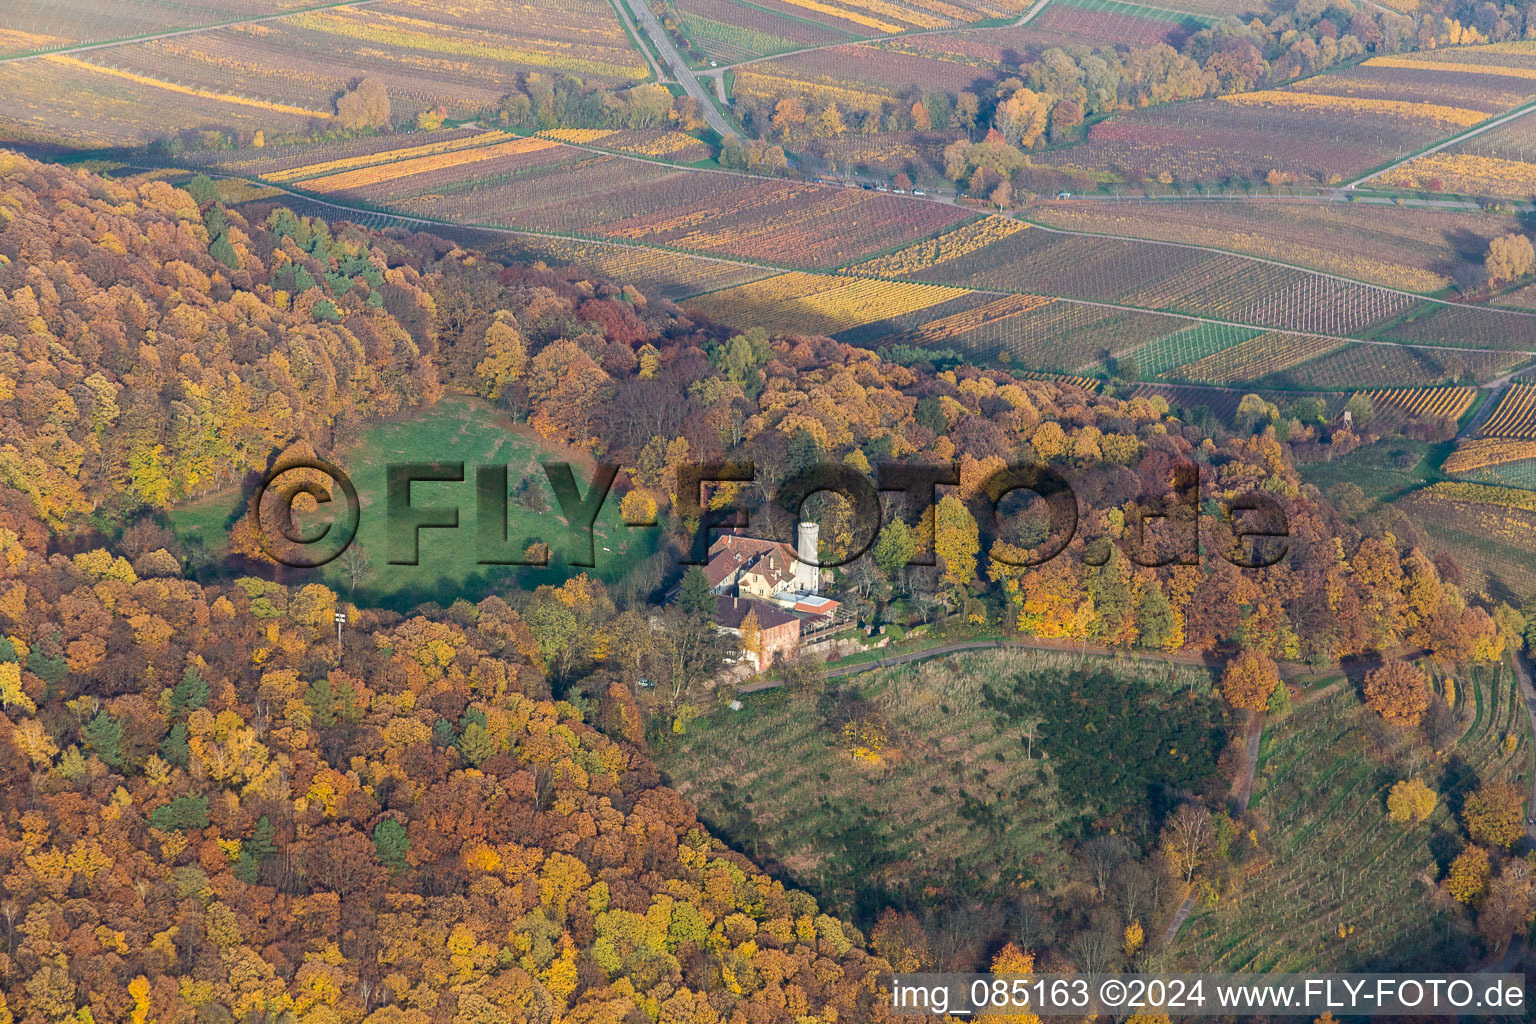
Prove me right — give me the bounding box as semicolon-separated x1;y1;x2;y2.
1016;0;1056;24
0;0;380;63
615;0;739;139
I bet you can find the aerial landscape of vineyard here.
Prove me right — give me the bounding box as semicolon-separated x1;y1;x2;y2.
5;0;1536;1020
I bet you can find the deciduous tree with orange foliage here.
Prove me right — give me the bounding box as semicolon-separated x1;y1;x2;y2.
988;943;1042;1024
1444;845;1492;904
1363;659;1430;727
1463;780;1525;849
1221;650;1280;710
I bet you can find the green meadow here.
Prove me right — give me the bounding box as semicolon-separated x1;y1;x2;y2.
170;397;659;610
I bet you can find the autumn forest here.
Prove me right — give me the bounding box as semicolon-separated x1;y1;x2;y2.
6;0;1536;1017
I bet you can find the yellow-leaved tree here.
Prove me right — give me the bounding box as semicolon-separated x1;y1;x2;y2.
1386;778;1437;825
988;942;1042;1024
935;494;979;588
739;609;762;663
475;311;527;399
1444;845;1491;904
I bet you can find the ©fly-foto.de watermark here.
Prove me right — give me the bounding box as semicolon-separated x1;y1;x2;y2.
248;453;1290;572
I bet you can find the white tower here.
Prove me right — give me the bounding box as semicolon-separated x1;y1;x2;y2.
795;521;820;594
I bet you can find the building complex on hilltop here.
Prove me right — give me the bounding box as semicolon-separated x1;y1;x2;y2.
701;523;841;671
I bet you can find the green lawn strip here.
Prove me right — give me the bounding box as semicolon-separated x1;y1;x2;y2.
1467;664;1487;741
676;11;802;61
1106;322;1260;378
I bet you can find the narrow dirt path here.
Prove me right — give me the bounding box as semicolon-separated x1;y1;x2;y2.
734;634;1239;694
1161;709;1267;946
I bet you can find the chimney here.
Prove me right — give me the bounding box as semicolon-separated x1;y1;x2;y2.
796;521;819;595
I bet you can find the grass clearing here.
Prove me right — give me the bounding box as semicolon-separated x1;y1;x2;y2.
1299;437;1451;503
169;396;658;611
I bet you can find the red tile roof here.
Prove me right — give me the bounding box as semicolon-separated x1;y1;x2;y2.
713;595;797;631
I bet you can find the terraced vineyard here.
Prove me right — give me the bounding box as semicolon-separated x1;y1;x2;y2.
174;121;1536;394
0;0;321;57
1028;0;1213;47
1174;663;1529;970
1443;437;1536;491
901;228;1422;337
1477;383;1536;438
686;271;972;335
1357;386;1478;421
1368;48;1536;195
1029;200;1507;292
664;0;865;63
488;235;780;300
657;649;1221;921
1096;322;1260;378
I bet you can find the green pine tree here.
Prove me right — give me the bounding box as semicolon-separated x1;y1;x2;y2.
1135;585;1177;650
160;722;190;767
172;665;209;713
678;565;716;619
149;794;209;832
373;819;410;872
184;174;219;206
209;234;239;270
248;815;277;860
1267;678;1292;718
455;721;496;767
82;711;124;770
